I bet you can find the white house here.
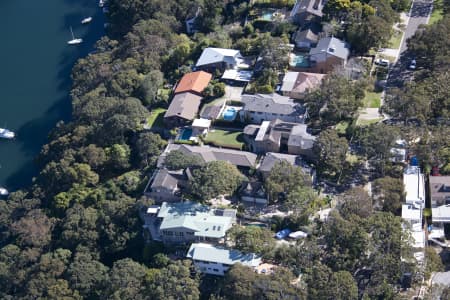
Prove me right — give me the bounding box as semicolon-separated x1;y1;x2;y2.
240;94;308;124
186;243;261;276
401;166;426;251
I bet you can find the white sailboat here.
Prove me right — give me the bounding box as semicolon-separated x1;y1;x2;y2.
0;128;15;139
81;17;92;24
0;187;8;196
67;27;83;45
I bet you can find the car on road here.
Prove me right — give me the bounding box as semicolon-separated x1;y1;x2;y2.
275;228;291;240
375;58;390;67
408;59;416;70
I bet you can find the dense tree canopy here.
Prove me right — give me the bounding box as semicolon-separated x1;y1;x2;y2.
189;161;244;200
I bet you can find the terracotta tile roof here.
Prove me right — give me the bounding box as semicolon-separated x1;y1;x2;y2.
174;71;212;94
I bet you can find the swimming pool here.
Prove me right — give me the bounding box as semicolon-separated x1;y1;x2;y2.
223;108;237;121
290;53;310;68
178;128;192;140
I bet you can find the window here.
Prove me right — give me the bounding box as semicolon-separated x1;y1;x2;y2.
257;112;263;115
213;269;219;272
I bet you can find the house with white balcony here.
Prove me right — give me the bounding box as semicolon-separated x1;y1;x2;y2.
142;202;236;244
186;243;261;276
401;166;426;250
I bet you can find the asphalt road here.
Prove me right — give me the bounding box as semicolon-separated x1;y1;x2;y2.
386;0;433;88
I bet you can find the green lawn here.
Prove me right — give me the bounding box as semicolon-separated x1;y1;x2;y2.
204;129;244;150
429;0;444;25
335;121;349;135
356;118;383;126
146;108;166;128
363;91;382;108
387;29;402;49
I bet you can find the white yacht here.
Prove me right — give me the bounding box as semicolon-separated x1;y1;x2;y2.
81;17;93;24
67;27;83;45
99;0;104;7
0;128;15;139
0;187;8;196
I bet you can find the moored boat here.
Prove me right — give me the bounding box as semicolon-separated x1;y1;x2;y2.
0;187;8;196
67;26;83;45
81;17;92;24
0;128;15;139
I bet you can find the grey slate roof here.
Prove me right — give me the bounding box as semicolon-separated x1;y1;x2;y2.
290;0;326;18
243;124;260;136
287;124;316;149
150;169;178;190
164;92;203;121
293;29;319;44
309;37;350;60
187;243;261;267
161;144;257;168
258;152;301;173
240;181;267;198
241;93;306;115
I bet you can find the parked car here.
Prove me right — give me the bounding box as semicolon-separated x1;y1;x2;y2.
275;228;291;240
375;58;390;67
408;59;416;70
288;231;308;239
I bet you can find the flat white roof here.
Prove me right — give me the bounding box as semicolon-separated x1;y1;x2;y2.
280;72;299;92
432;205;450;223
192;118;211;128
411;230;425;248
403;166;425;204
401;204;422;221
147;206;160;214
222;69;253;82
255;121;271;141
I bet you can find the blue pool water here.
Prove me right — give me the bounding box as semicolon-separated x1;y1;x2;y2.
290;54;310;68
179;128;192;140
223;108;237;121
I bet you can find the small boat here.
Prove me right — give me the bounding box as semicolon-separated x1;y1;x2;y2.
67;26;82;45
99;0;104;7
0;187;8;196
81;17;92;24
0;128;15;139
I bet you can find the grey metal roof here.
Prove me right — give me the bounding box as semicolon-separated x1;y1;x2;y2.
309;37;350;60
151;169;178;190
432;271;450;285
187;243;261;267
158;202;234;238
195;48;241;67
162;144;257;168
241;93;306;115
287;124;316;149
164;92;203;120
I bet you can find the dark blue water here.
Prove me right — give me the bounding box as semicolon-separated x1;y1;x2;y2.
0;0;105;190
